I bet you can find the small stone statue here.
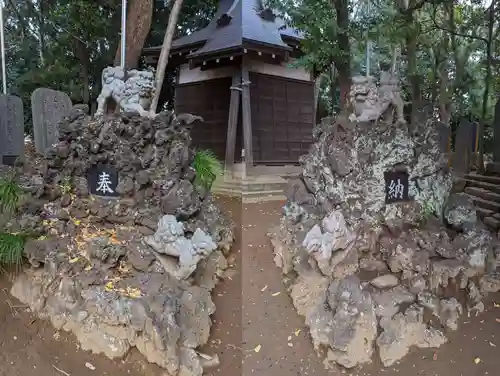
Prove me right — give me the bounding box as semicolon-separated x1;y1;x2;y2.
95;66;155;118
348;70;406;125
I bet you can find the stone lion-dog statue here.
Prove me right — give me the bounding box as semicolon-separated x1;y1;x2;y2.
95;66;155;118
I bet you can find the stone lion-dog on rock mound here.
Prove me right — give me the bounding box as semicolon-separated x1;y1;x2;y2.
95;66;155;118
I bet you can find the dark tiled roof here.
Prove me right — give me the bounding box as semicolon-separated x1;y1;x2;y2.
163;0;303;57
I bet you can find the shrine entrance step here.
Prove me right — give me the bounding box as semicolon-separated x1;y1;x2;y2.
462;170;500;231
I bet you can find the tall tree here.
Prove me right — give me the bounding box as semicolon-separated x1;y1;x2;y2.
114;0;154;69
149;0;184;115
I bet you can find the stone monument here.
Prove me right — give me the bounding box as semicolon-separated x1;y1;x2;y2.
486;99;500;175
0;94;24;165
31;88;72;154
451;117;473;176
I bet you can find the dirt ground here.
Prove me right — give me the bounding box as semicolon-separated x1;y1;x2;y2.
1;198;500;376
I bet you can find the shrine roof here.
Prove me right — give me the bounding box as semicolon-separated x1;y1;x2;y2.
144;0;303;58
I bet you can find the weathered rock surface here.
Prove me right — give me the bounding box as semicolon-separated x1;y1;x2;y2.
269;107;497;370
9;110;234;376
377;305;447;367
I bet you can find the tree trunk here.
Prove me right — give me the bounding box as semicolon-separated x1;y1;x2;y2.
405;11;420;125
149;0;184;115
332;0;351;109
114;0;154;69
477;1;495;172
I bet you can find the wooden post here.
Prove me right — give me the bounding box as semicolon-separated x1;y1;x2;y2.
241;63;254;175
224;71;241;177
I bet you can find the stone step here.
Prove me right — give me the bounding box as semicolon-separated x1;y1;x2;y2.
462;179;500;194
466;194;500;213
464;173;500;186
476;207;495;219
483;216;500;231
465;187;500;203
213;188;286;203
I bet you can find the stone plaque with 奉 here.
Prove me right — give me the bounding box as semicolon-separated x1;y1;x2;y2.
87;166;119;197
0;94;24;165
384;170;410;204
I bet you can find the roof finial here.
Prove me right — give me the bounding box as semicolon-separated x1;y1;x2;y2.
217;0;239;27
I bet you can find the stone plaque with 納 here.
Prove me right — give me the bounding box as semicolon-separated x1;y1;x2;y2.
87;165;119;197
384;170;410;204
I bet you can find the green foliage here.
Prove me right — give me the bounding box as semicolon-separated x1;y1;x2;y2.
59;176;73;195
0;174;22;215
192;149;222;191
0;232;26;270
0;174;26;269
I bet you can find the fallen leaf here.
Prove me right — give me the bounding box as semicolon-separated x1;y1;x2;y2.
494;303;500;308
254;345;261;353
272;292;281;297
295;329;301;336
261;285;268;292
489;342;496;347
85;362;96;370
84;264;92;271
495;318;500;323
69;257;80;264
197;353;212;360
474;357;481;364
287;336;292;341
73;219;81;226
104;281;114;291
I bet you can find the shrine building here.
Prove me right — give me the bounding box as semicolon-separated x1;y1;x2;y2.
143;0;315;175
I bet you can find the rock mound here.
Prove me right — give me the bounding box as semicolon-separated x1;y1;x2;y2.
271;110;500;369
8;108;234;376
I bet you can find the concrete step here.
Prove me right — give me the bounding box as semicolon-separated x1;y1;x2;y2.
464;173;500;186
466;194;500;213
465;187;500;203
483;216;500;231
462;179;500;194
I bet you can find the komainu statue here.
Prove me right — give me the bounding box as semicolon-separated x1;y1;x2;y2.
348;70;406;125
95;66;155;117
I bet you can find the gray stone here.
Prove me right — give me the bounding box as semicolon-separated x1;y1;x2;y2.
144;215;217;280
31;88;72;154
444;193;477;230
0;94;24;164
370;274;399;289
494;99;500;162
451;117;473;175
377;304;447;367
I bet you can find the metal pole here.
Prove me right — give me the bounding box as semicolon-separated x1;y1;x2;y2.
120;0;127;69
365;0;371;77
0;0;7;94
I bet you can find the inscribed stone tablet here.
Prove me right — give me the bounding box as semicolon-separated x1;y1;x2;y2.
384;170;410;204
31;88;72;154
87;165;119;197
0;94;24;164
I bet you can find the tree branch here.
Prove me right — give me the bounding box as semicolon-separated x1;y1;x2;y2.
431;3;488;44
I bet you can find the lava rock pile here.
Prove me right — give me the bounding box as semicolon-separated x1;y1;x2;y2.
8;107;234;376
270;111;500;369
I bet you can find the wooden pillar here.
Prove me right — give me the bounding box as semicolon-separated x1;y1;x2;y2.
224;71;241;176
241;62;254;174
